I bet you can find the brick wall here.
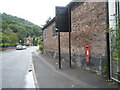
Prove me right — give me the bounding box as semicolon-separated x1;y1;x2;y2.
43;2;108;74
43;22;58;52
71;2;108;73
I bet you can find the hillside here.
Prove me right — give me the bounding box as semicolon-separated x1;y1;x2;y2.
0;13;42;46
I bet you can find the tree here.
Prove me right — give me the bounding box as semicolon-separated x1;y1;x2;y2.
42;17;52;27
1;13;42;45
37;36;43;53
45;17;52;25
0;32;10;45
3;28;18;44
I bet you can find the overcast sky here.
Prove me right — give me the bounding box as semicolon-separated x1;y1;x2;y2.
0;0;71;26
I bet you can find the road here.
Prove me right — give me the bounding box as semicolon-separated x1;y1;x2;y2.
1;46;38;88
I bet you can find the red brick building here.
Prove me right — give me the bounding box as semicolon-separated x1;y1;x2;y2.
42;1;120;82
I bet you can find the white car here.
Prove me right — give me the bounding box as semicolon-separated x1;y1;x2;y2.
22;45;27;49
16;45;23;50
16;45;26;50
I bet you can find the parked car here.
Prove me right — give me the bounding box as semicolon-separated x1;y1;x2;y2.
22;45;27;49
16;45;23;50
16;45;27;50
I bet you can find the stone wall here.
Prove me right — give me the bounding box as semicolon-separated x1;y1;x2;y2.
43;2;108;74
43;22;58;52
71;2;108;73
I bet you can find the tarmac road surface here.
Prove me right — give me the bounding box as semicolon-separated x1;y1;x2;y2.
1;46;38;88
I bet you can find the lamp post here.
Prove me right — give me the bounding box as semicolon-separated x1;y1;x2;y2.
55;28;61;69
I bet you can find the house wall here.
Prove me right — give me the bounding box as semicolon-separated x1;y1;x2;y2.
43;2;108;74
70;2;108;73
43;22;69;58
43;22;58;53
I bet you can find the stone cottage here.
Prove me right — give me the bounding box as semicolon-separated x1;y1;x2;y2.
42;1;120;82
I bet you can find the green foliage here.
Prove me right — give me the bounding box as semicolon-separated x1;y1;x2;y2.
3;28;19;44
108;15;120;66
42;17;52;27
1;13;42;45
45;17;52;25
32;37;37;46
0;32;10;44
37;36;43;53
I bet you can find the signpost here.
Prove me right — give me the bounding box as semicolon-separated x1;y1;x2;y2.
55;6;71;69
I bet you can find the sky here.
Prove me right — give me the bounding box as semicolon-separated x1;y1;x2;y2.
0;0;71;26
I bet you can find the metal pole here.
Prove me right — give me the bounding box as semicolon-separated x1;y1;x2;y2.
69;30;71;68
68;6;72;68
58;31;61;69
106;1;111;80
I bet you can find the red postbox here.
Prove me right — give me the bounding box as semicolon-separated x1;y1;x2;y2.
85;45;90;62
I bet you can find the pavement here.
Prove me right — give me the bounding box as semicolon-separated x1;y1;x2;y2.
32;51;120;88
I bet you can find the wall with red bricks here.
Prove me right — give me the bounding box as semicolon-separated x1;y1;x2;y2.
43;22;58;52
43;2;108;74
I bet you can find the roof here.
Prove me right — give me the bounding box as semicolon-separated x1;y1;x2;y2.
41;17;55;30
42;2;82;30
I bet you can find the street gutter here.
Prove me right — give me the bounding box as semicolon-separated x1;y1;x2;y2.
31;58;40;88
